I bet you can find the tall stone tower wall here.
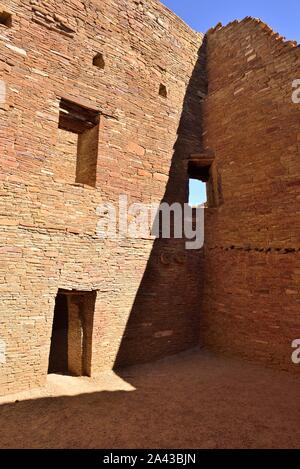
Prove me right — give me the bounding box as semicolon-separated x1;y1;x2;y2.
201;18;300;371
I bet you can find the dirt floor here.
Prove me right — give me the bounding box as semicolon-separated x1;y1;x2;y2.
0;349;300;449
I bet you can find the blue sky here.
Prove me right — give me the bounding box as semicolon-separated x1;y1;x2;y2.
161;0;300;42
161;0;300;205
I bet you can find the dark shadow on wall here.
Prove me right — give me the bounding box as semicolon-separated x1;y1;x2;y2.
113;39;208;368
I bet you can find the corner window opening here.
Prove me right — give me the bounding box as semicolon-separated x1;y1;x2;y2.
188;178;207;207
58;98;100;187
188;160;212;207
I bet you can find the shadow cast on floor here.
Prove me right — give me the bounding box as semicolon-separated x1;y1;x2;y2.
1;350;300;449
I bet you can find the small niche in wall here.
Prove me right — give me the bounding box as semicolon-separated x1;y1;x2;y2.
159;84;168;98
0;11;12;27
93;53;105;70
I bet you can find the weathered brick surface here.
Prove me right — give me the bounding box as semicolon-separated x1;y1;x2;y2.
0;0;205;395
201;19;300;371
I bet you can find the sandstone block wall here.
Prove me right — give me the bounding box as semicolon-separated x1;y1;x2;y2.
201;18;300;371
0;0;205;395
1;1;299;397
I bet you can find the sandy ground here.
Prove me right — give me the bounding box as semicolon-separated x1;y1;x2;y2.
0;349;299;449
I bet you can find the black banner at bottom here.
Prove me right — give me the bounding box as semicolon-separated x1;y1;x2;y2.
0;449;299;465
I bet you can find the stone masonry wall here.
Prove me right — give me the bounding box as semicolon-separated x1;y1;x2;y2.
2;1;298;397
201;18;300;371
0;0;205;395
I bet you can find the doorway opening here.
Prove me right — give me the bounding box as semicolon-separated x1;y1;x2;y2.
48;289;96;376
48;293;68;374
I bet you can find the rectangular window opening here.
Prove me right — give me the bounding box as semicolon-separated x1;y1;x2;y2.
188;178;207;207
58;98;100;187
188;160;222;208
